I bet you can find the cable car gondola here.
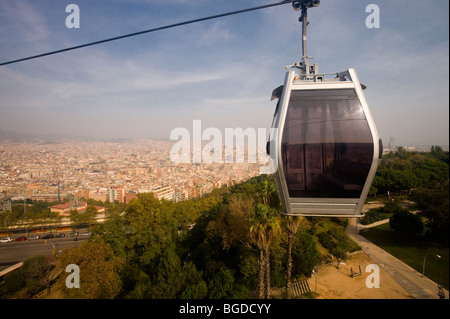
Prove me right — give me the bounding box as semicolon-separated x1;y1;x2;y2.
268;1;382;217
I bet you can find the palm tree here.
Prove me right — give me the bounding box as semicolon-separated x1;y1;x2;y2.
249;203;280;299
257;179;279;209
285;215;303;299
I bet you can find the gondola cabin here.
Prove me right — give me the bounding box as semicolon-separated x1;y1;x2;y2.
269;68;382;217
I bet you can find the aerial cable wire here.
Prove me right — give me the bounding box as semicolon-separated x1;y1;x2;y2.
0;0;294;67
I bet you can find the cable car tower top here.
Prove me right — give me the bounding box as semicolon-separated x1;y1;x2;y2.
287;0;321;79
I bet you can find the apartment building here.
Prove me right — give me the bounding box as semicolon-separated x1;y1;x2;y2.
152;185;175;201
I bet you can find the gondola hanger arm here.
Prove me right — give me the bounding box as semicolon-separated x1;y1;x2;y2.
288;1;321;76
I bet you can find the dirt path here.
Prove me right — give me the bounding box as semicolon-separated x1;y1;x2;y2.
313;250;412;299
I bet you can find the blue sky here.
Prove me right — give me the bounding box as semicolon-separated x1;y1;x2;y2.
0;0;448;147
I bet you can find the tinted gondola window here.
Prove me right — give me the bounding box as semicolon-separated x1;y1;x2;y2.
282;89;373;198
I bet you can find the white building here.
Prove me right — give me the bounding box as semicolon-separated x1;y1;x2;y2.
151;185;175;201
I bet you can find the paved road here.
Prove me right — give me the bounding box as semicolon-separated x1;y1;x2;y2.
346;217;449;299
0;236;88;272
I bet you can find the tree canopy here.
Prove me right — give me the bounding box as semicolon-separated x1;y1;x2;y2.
35;175;333;299
4;146;447;299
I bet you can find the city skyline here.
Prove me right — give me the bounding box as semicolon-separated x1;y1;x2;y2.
0;0;448;147
0;139;262;204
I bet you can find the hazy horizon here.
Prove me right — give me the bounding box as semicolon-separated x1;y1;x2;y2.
1;127;448;151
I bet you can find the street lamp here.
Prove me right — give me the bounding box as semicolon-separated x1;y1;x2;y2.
422;253;441;278
47;240;60;257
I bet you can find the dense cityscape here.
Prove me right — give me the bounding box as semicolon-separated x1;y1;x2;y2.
0;139;262;206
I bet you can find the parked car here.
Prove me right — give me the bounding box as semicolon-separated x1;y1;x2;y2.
42;233;54;239
80;232;91;237
28;235;40;240
0;237;12;243
68;232;79;237
14;236;27;242
55;233;66;238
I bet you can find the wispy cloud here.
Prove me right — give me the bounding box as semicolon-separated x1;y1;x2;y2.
0;1;51;56
197;20;231;45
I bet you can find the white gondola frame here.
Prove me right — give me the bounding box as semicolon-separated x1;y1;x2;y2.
271;68;381;217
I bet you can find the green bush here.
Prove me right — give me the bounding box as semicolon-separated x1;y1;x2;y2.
327;228;346;242
3;268;26;294
3;255;52;297
361;210;388;225
317;227;360;254
180;281;208;299
383;200;405;214
308;225;317;235
389;210;424;235
317;231;335;251
207;267;249;299
330;217;349;228
292;231;321;277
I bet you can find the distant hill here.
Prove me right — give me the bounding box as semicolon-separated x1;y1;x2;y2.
0;129;91;143
0;129;40;143
0;129;157;144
